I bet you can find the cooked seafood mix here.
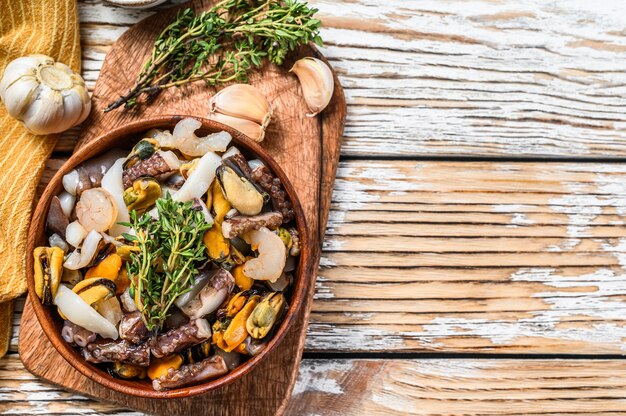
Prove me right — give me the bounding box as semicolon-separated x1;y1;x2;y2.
34;118;300;391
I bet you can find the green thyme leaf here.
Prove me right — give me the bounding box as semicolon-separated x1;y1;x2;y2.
126;194;212;330
105;0;322;112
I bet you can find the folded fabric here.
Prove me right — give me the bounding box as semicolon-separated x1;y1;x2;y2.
0;0;81;357
0;301;12;357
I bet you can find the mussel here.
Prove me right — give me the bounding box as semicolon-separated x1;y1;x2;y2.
33;246;64;305
203;180;231;261
87;240;116;268
46;196;69;239
287;227;301;256
216;166;264;216
225;291;252;317
123;138;158;170
72;277;116;306
246;292;285;339
148;354;184;380
123;177;161;213
85;253;122;281
109;362;148;380
61;268;82;288
212;294;260;352
231;265;254;291
266;272;291;292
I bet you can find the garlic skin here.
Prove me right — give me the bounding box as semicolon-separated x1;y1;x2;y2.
290;57;334;117
208;84;270;142
0;54;91;135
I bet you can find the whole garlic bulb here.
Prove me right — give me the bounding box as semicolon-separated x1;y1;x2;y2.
0;54;91;135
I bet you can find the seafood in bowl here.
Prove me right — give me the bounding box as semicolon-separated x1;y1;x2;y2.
31;117;303;392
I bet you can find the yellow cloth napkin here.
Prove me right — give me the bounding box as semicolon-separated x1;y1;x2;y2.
0;0;81;357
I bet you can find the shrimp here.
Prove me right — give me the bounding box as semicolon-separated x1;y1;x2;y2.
75;188;118;232
154;118;232;157
242;227;287;283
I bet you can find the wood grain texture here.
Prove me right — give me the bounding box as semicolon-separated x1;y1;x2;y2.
6;0;626;414
6;353;626;415
312;160;626;353
286;358;626;415
18;0;345;414
64;0;626;159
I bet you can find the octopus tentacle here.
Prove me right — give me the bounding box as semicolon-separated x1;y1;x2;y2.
153;355;228;391
151;318;212;358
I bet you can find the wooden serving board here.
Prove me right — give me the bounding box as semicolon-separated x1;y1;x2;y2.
18;1;346;414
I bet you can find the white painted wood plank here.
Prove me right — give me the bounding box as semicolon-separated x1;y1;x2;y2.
5;355;626;415
66;0;626;158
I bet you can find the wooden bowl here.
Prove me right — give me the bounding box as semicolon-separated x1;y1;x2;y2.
26;115;309;398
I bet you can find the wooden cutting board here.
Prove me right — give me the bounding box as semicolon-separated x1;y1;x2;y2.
18;1;346;414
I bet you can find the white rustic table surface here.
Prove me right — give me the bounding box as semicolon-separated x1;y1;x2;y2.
4;0;626;414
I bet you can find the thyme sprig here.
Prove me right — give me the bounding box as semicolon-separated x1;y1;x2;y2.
105;0;322;112
123;194;211;331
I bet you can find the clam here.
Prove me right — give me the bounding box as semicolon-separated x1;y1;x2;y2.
109;362;147;380
246;292;285;339
123;177;161;213
216;166;264;216
33;246;64;305
123;138;158;169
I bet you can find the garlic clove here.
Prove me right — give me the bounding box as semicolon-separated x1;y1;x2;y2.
290;57;334;117
66;64;91;124
0;56;41;93
61;89;86;128
22;87;66;135
208;112;266;143
209;84;272;128
2;76;39;117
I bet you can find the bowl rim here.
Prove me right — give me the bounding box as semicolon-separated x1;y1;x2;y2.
26;115;310;398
